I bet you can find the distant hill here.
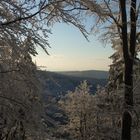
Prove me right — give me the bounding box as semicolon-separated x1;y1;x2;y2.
38;70;108;98
56;70;108;79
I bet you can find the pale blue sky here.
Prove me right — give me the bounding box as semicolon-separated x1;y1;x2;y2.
33;23;114;71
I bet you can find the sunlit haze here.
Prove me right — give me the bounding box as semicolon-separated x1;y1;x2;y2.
33;23;114;71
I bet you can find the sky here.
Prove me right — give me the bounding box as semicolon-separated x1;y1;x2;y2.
33;23;114;71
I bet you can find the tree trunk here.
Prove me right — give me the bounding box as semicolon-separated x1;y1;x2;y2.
120;0;137;140
121;58;133;140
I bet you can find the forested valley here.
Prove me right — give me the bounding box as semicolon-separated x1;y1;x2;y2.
0;0;140;140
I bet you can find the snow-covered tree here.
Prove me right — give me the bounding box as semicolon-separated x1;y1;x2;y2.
0;40;46;139
0;1;89;139
59;81;98;140
77;1;140;139
59;82;122;140
107;36;140;92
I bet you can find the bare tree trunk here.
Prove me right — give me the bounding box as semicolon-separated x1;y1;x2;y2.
6;120;25;140
120;0;137;140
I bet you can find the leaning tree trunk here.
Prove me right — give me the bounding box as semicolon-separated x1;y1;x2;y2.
120;0;137;140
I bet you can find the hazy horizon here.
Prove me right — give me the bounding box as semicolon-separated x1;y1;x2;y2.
37;69;109;72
